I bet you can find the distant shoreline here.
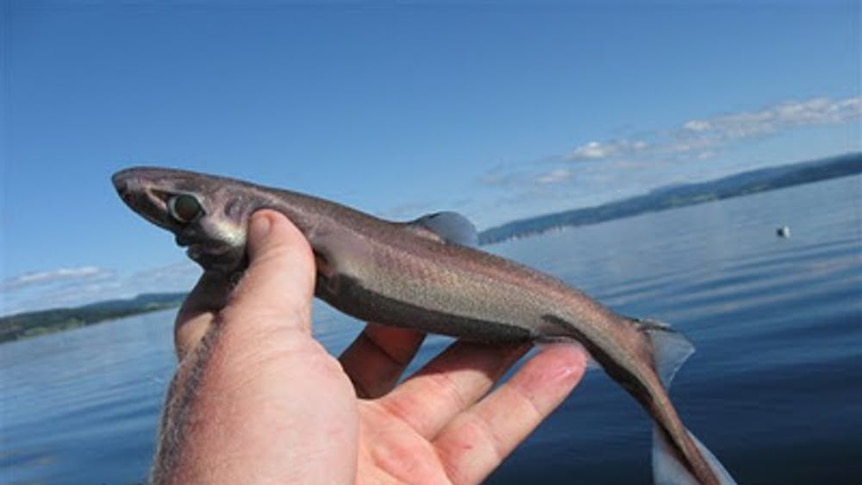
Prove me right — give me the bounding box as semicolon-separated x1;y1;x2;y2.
2;152;860;343
0;294;187;344
478;152;862;244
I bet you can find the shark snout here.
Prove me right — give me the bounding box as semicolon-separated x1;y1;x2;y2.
112;170;154;211
111;169;173;229
112;170;137;197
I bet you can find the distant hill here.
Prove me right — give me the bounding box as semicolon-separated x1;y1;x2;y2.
478;152;862;245
0;292;186;343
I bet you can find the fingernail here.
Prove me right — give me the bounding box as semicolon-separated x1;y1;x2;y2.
249;212;272;241
543;343;589;375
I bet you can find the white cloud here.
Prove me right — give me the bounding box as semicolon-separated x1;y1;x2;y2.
537;168;571;184
566;95;862;164
569;139;651;162
570;141;618;160
679;96;861;146
1;266;114;291
683;119;712;132
1;261;201;315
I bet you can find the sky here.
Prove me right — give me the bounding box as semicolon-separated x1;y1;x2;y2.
1;1;860;315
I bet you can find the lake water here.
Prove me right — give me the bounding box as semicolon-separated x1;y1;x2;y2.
2;176;860;485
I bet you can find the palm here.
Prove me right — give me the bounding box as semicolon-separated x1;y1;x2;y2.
340;324;585;485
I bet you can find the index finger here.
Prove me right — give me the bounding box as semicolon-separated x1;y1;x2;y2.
174;270;231;361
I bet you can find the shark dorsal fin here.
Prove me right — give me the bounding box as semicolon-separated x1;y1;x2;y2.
407;212;479;247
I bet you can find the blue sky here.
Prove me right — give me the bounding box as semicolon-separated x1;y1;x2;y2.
2;1;860;315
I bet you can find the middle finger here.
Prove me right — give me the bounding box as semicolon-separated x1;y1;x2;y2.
340;323;426;399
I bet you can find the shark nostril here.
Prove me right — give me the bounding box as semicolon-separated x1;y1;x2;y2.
111;173;128;192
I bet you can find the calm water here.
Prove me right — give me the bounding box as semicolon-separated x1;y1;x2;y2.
2;177;860;485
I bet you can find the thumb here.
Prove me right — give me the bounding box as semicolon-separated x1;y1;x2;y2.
224;209;316;334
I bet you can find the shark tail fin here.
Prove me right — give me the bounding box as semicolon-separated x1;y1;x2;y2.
637;319;739;485
652;428;739;485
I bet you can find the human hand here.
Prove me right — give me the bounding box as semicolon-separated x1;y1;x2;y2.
151;210;587;485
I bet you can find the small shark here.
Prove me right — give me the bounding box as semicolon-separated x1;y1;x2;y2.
113;166;738;485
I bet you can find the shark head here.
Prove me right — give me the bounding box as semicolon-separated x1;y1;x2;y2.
113;167;257;273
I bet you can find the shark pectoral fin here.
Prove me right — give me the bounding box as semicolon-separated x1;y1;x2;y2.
653;428;739;485
407;211;479;247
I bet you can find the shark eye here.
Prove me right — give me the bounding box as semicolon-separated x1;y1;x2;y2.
168;194;203;224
